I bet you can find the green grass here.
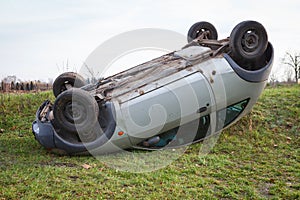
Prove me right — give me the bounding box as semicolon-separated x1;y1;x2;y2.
0;85;299;199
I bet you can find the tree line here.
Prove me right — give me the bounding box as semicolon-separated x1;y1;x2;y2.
0;80;52;92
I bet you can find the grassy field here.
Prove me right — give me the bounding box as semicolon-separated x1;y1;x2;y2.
0;85;299;199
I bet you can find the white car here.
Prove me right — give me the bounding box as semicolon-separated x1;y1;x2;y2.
32;20;274;155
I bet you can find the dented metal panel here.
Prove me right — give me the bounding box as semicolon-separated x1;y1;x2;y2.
97;46;214;103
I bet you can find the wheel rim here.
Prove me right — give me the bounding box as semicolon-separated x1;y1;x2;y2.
241;30;259;53
187;21;218;42
63;101;87;124
196;28;210;39
60;80;73;93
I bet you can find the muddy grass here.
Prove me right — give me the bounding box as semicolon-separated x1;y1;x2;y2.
0;85;299;199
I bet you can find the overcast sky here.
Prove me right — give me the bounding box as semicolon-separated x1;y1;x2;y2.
0;0;299;82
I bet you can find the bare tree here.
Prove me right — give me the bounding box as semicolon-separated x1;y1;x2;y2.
284;67;294;83
282;52;300;83
56;59;77;73
269;68;278;85
83;62;102;84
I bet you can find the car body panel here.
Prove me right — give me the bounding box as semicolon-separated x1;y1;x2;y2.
32;34;274;155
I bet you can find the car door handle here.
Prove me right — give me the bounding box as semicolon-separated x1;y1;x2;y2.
197;106;207;113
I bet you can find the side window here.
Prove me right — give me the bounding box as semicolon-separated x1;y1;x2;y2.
217;99;249;130
137;114;211;148
193;115;210;142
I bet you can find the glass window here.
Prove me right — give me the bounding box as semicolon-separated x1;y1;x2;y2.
137;99;249;149
217;99;249;130
138;114;211;148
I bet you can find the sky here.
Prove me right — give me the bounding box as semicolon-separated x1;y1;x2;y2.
0;0;299;82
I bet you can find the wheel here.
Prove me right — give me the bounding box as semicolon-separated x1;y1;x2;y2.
52;88;99;134
187;21;218;42
229;21;268;62
53;72;86;97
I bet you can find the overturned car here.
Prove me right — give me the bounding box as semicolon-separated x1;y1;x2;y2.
32;20;274;155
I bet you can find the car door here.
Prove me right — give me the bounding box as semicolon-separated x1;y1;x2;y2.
117;71;216;147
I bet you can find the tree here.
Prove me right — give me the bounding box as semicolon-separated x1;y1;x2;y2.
282;52;300;83
284;67;294;83
269;67;278;85
30;81;34;90
56;59;77;73
83;62;102;84
11;81;15;90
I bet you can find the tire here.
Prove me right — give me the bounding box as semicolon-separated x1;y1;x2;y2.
53;72;86;97
229;21;268;62
52;88;99;134
187;21;218;43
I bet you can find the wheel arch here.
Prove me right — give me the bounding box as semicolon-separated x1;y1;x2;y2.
224;42;274;82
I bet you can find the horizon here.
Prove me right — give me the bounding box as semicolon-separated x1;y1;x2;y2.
1;0;300;82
